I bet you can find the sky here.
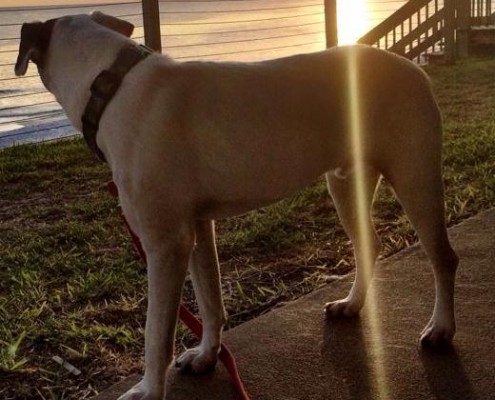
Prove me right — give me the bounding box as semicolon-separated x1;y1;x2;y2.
0;0;371;44
0;0;133;6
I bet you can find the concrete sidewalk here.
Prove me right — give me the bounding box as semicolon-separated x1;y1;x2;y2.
95;209;495;400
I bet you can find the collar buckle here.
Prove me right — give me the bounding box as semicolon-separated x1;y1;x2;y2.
91;70;121;101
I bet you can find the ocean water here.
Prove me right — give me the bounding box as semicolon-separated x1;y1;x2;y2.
0;0;405;145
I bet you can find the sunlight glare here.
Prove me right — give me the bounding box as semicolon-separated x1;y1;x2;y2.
347;47;390;399
338;0;369;45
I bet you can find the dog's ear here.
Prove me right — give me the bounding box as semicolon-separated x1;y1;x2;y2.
91;11;134;37
15;19;56;76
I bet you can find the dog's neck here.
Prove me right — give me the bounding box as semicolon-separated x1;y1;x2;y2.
42;24;133;132
81;44;153;161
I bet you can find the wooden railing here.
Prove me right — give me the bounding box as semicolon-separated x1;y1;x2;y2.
356;0;495;64
358;0;451;63
471;0;495;24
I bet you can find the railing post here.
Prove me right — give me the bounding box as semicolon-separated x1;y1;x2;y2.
444;0;456;63
142;0;162;53
324;0;338;47
456;0;470;58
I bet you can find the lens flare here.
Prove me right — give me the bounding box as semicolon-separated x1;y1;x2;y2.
347;47;390;399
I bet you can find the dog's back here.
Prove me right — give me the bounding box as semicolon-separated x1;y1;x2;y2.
115;45;439;216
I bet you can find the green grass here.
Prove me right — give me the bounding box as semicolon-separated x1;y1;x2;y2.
1;57;495;398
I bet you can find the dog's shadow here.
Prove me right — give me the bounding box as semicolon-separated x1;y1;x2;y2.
321;319;478;400
419;346;479;400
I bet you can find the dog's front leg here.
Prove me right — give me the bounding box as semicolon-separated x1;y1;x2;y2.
176;220;226;374
324;168;382;317
119;223;195;400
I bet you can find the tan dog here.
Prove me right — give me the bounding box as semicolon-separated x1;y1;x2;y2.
16;13;458;400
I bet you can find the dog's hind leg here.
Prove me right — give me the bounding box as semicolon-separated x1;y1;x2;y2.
175;219;226;374
324;166;382;317
385;163;458;347
119;220;195;400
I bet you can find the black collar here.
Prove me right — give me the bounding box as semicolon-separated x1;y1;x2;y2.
81;44;153;162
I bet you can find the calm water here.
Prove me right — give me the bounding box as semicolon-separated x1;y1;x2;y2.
0;0;406;141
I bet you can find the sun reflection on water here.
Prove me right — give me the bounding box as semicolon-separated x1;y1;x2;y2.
338;0;370;44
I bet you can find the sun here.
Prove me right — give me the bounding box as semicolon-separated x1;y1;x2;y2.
337;0;369;45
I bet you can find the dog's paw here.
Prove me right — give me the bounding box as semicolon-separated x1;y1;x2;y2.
419;319;455;348
117;381;162;400
175;346;218;374
324;298;362;318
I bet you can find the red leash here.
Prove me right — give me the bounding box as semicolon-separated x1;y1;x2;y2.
107;182;250;400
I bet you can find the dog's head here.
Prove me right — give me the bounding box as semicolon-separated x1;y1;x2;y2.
15;12;135;77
